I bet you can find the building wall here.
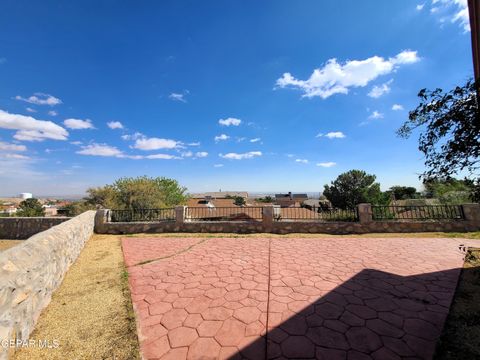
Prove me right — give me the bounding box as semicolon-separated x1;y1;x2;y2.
0;211;95;360
0;217;71;239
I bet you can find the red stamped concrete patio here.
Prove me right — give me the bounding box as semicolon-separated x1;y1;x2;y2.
122;237;477;360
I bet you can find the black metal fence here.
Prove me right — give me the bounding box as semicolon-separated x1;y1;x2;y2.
110;208;176;222
185;207;263;222
275;207;358;222
371;205;465;221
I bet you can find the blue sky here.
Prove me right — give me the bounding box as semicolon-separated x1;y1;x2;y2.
0;0;473;196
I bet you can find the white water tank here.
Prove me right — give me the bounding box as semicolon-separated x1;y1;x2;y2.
19;192;33;199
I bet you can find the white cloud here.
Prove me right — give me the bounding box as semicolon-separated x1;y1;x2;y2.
63;118;94;130
213;164;224;167
295;159;309;164
219;117;242;126
145;154;181;160
392;104;404;111
250;138;261;143
0;153;30;160
77;143;123;157
48;110;58;116
416;3;425;10
215;134;230;142
133;137;179;150
107;121;124;129
121;132;143;141
188;142;201;146
169;93;187;102
317;131;346;139
195;151;208;158
368;80;393;98
0;109;68;141
182;151;193;157
276;50;419;99
70;141;82;145
369;111;384;119
0;141;27;152
26;107;36;113
316;162;336;168
220;151;262;160
15;93;62;106
428;0;469;31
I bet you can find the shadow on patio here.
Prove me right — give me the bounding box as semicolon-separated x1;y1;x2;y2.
231;267;463;360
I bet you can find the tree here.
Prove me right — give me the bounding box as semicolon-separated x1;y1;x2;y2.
422;177;476;204
233;196;246;206
256;196;273;203
60;202;95;216
388;186;417;200
84;176;188;210
17;198;45;217
397;79;480;179
323;170;388;209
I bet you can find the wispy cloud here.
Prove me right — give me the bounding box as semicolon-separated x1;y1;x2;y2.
368;79;393;98
220;151;262;160
214;134;230;142
295;159;309;164
213;164;224;167
133;137;179;150
26;107;36;113
195;151;208;158
275;50;419;99
48;110;58;116
317;131;346;139
107;121;124;129
15;93;62;106
250;138;261;143
368;110;384;119
416;3;425;11
427;0;469;32
0;109;68;141
169;92;187;102
316;162;336;168
219;117;242;126
77;143;123;157
0;141;27;152
392;104;404;111
63;118;95;130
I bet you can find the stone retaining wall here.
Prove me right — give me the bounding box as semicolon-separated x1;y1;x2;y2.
0;211;95;360
94;204;480;235
0;217;71;239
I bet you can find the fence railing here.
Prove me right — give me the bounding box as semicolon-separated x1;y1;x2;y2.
185;207;263;222
110;208;176;222
371;205;465;221
275;207;358;222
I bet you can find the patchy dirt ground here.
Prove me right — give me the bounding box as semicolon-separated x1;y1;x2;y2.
0;240;22;252
13;234;140;360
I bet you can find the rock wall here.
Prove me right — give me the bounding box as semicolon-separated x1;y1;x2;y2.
0;217;71;239
0;211;95;360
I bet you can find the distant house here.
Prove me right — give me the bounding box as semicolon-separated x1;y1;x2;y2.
190;191;249;199
274;192;308;207
303;199;332;211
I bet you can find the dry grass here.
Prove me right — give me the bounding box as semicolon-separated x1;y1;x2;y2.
13;234;140;360
434;248;480;359
0;240;22;252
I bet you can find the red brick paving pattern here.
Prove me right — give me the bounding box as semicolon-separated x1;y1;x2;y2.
122;237;478;359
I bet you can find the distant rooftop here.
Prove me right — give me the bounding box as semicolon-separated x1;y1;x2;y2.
190;191;249;199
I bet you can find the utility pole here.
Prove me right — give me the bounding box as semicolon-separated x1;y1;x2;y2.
469;0;480;81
